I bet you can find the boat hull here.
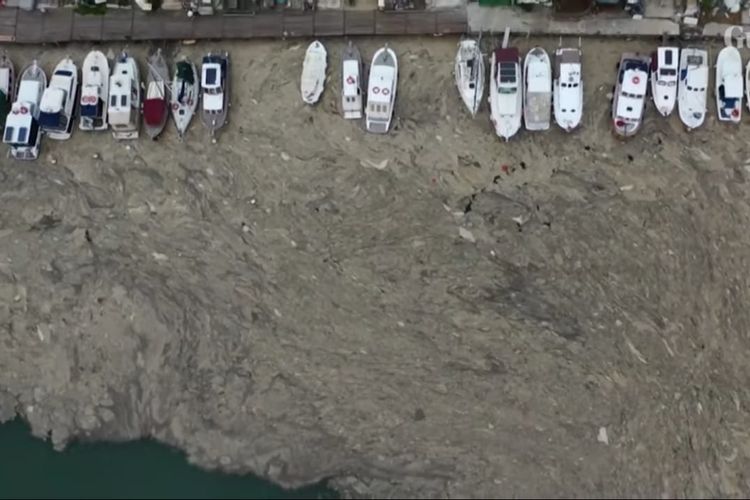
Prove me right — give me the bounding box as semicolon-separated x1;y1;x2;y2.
715;46;743;124
79;50;110;132
171;58;199;139
678;48;708;131
365;47;398;134
552;47;583;132
302;41;327;106
341;42;363;120
42;58;78;141
455;39;484;117
144;50;170;140
200;51;230;138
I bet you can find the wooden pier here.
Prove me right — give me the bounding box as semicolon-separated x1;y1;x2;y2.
0;7;467;43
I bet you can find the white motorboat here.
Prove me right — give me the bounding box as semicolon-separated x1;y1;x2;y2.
39;56;78;140
108;51;141;140
612;53;650;137
301;40;327;105
365;45;398;134
144;49;169;139
523;46;551;131
716;46;743;123
341;41;363;120
79;50;110;131
489;46;523;140
650;47;678;117
171;56;199;140
454;38;484;117
0;52;15;131
678;48;708;131
553;45;583;132
200;51;230;139
3;61;46;160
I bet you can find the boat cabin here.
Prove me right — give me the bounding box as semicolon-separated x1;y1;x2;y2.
3;80;43;160
108;75;138;132
80;84;104;125
654;48;678;81
201;61;224;113
342;59;362;112
496;48;520;95
615;59;648;127
366;63;394;122
39;87;69;132
556;51;581;108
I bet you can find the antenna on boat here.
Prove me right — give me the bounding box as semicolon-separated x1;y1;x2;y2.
501;26;510;49
578;36;582;49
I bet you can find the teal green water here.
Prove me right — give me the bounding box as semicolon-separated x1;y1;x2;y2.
0;419;336;499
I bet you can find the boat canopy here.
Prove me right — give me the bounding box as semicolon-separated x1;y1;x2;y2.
177;61;195;84
17;80;42;110
720;77;743;98
144;98;165;125
202;63;221;89
495;48;519;63
40;87;65;114
108;76;132;125
203;92;223;112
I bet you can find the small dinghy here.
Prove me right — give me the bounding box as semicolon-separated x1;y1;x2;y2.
341;41;363;120
523;46;552;131
365;45;398;134
171;56;199;140
143;49;169;139
108;52;141;140
0;52;15;130
454;38;484;117
678;48;708;131
3;61;46;160
301;40;327;105
200;51;230;139
553;43;583;132
612;53;650;137
716;46;743;123
79;50;110;131
39;56;78;140
650;47;678;117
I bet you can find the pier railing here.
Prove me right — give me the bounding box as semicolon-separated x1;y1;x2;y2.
0;7;467;43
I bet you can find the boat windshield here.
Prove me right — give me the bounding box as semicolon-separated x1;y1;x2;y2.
499;87;517;94
660;68;677;76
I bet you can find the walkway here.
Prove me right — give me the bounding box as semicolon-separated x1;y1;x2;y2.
0;6;468;43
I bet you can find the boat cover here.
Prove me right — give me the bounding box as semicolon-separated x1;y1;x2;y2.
177;61;194;84
143;98;165;125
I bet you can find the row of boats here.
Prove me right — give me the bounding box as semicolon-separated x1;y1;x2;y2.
0;49;230;160
300;40;398;134
454;31;750;139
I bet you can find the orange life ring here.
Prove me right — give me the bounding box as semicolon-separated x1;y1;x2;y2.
632;76;640;85
172;102;179;111
372;87;380;94
382;88;390;96
20;106;28;115
346;75;355;85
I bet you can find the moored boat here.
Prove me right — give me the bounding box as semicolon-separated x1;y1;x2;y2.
143;49;169;140
3;61;46;160
39;56;78;140
489;46;523;140
523;46;551;131
171;56;199;140
678;48;708;131
79;50;110;131
716;46;743;124
365;45;398;134
341;41;363;120
650;46;679;117
612;53;650;137
0;52;15;131
553;43;583;132
200;51;230;139
108;51;141;140
301;40;327;105
455;38;484;117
